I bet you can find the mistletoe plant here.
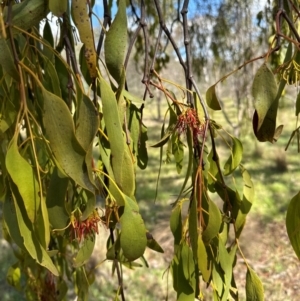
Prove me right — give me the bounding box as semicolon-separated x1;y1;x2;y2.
1;0;300;301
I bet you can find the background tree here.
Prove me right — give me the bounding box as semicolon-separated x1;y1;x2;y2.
0;0;300;300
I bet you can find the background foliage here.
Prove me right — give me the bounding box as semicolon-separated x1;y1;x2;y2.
1;0;300;300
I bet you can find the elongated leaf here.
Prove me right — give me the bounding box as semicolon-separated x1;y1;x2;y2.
197;236;211;282
146;232;164;253
3;0;48;35
224;137;243;176
72;0;97;78
6;134;40;223
296;90;300;116
286;191;300;259
151;131;172;148
46;167;69;230
246;267;264;301
172;135;184;174
189;195;198;260
202;197;222;244
170;204;183;248
74;237;96;267
104;0;127;82
4;182;59;276
100;77;135;197
253;79;285;143
206;84;221;110
252;63;277;132
43;88;94;192
120;196;147;261
235;166;254;237
0;38;19;81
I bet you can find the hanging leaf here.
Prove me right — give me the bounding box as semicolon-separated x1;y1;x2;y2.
235;165;254;238
172;134;184;174
120;196;147;261
74;236;96;267
202;196;222;244
151;131;172;148
252;63;277;132
197;236;211;282
43;88;94;192
206;84;222;110
46;167;69;230
253;79;285;143
146;232;164;253
71;0;97;78
224;136;243;176
4;183;59;276
286;191;300;260
104;0;127;82
0;38;19;81
6;133;40;223
170;204;183;248
245;266;264;301
3;0;48;35
100;77;135;197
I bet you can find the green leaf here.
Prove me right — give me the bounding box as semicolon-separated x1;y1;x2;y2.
0;99;17;135
253;79;285;143
202;196;222;244
104;0;127;82
235;166;254;238
172;135;184;174
146;232;164;253
3;0;48;36
245;266;264;301
0;38;19;81
6;263;21;291
72;0;97;78
252;63;277;132
286;191;300;259
49;0;67;17
42;88;94;192
189;196;198;260
170;204;183;247
4;182;59;276
46;167;69;230
120;196;147;261
6;134;40;223
41;53;62;97
100;77;135;197
151;131;172;147
74;236;96;267
224;137;243;176
75;267;90;301
206;84;222;110
197;236;211;282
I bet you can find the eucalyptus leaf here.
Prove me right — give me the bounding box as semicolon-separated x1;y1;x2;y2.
286;191;300;260
6;133;40;223
252;63;277;132
120;196;147;261
206;84;222;110
104;0;127;82
245;266;264;301
224;136;243;176
43;88;94;192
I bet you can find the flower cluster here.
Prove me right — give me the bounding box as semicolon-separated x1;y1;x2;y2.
176;108;204;145
70;209;101;242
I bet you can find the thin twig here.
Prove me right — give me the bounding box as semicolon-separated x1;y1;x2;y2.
181;0;193;105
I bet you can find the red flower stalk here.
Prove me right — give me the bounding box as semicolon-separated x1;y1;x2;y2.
71;209;101;242
176;108;204;145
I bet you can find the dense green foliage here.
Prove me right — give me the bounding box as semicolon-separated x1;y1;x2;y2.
1;0;300;300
